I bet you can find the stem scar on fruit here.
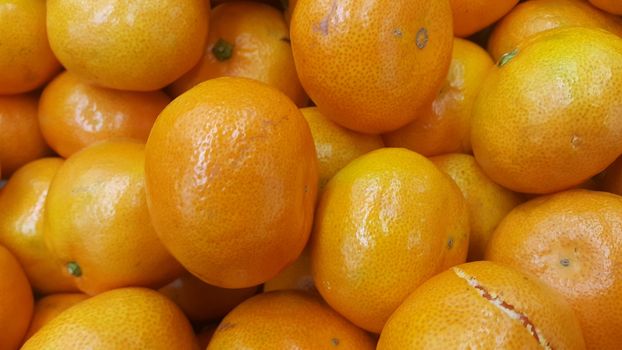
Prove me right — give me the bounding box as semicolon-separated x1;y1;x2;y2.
212;38;234;61
498;48;519;67
67;261;82;277
416;27;428;49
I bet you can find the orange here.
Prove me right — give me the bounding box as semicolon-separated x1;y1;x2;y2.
290;0;453;134
170;1;307;106
471;27;622;194
38;71;171;158
486;189;622;349
300;107;384;190
145;77;318;289
46;0;209;91
589;0;622;15
25;293;89;339
377;261;585;349
430;154;523;261
450;0;519;37
21;288;198;349
488;0;622;62
600;156;622;195
383;38;494;156
263;247;316;293
311;148;469;333
0;158;77;295
44;140;182;295
159;272;258;322
0;0;61;95
207;291;375;349
0;94;51;178
0;245;34;350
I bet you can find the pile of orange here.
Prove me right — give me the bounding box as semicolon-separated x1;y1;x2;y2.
1;0;622;349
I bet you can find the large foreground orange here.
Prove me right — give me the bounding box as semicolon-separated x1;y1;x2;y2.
25;293;89;339
0;245;33;350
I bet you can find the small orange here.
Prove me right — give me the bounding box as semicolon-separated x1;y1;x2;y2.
24;293;89;339
291;0;453;133
0;94;51;178
488;0;622;61
0;0;61;95
589;0;622;15
0;158;77;295
600;156;622;195
207;291;375;349
383;38;493;156
38;71;170;158
170;1;307;106
44;140;183;295
46;0;209;91
263;247;316;293
450;0;519;37
377;261;585;349
21;288;198;349
312;148;469;333
0;245;34;350
471;27;622;194
145;77;318;289
486;189;622;349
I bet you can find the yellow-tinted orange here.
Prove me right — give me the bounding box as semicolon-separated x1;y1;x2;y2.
25;293;89;339
450;0;519;37
589;0;622;15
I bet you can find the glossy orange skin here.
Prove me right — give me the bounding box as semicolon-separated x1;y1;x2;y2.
291;0;453;134
600;156;622;195
170;2;307;106
450;0;519;37
486;190;622;349
589;0;622;15
25;293;89;339
159;272;258;322
46;0;209;91
0;0;61;95
207;291;375;349
0;158;77;295
145;77;318;289
378;261;585;349
312;148;469;333
44;140;183;295
21;288;199;349
488;0;622;61
472;27;622;194
39;71;170;158
384;38;493;156
0;94;51;178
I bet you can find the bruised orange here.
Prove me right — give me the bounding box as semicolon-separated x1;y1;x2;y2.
25;293;89;339
589;0;622;15
450;0;519;37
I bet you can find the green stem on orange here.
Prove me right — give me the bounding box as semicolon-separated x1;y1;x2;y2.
67;261;82;277
498;48;519;67
212;38;234;61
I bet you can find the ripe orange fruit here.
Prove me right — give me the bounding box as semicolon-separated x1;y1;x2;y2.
170;1;307;106
488;0;622;62
430;154;523;261
207;291;375;349
264;247;316;293
312;148;469;333
377;261;585;349
290;0;453;133
449;0;519;37
471;27;622;194
0;158;77;294
21;288;198;349
25;293;89;339
38;71;170;158
0;94;51;178
600;156;622;195
159;272;259;323
0;0;61;95
46;0;209;91
589;0;622;15
383;38;493;156
145;77;318;289
44;140;183;295
486;189;622;349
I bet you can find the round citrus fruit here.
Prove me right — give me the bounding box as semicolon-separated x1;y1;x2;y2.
449;0;519;37
264;247;316;293
589;0;622;15
25;293;89;339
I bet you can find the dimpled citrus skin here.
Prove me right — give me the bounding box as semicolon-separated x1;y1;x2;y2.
0;245;34;350
377;261;585;349
25;293;89;339
207;291;375;349
44;140;183;296
0;158;77;295
384;38;493;157
471;27;622;194
21;288;199;350
290;0;453;134
488;0;622;62
39;71;170;158
589;0;622;15
449;0;519;37
145;77;318;289
0;0;61;95
312;148;469;333
46;0;209;91
486;190;622;350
